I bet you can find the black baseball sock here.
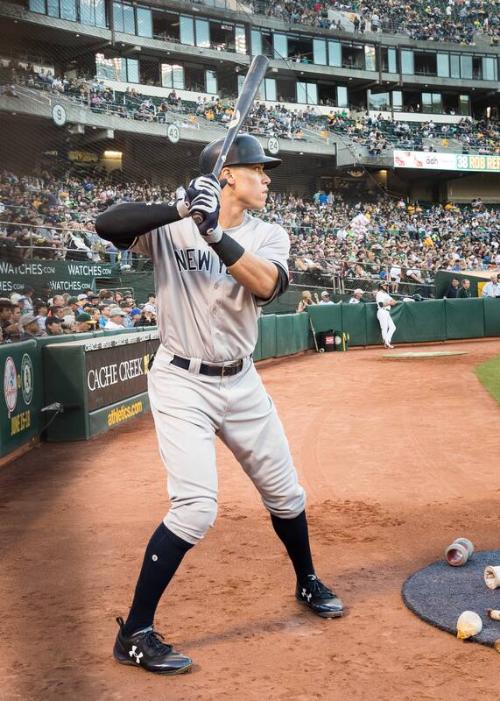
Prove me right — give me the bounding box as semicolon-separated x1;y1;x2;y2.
270;510;315;585
123;522;194;636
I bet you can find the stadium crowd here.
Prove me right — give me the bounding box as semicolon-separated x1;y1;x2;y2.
0;288;157;344
327;112;500;156
0;170;174;264
2;61;500;155
253;0;499;45
266;191;500;290
1;169;499;299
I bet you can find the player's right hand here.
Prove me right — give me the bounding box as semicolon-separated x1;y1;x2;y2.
189;190;222;244
186;174;221;204
187;174;223;244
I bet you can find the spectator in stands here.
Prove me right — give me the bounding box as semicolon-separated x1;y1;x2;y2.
145;293;157;314
406;268;424;285
130;309;142;327
0;298;13;336
135;308;156;327
296;290;315;312
349;289;365;304
98;304;112;329
481;274;500;298
66;297;80;315
3;304;22;342
318;291;335;304
84;306;101;327
99;289;114;303
20;313;46;339
457;279;472;298
118;301;134;328
61;308;77;333
75;311;96;333
104;306;127;330
49;294;65;309
34;301;48;333
389;262;402;293
18;286;34;314
45;317;63;336
49;305;66;323
443;278;460;299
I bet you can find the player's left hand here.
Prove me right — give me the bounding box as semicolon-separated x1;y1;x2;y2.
175;186;190;218
187;175;223;244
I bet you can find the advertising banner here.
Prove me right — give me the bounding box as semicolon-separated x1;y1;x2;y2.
86;336;160;411
0;260;117;296
394;151;500;173
43;331;160;441
0;340;41;458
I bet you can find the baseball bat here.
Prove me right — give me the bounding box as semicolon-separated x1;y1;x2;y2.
193;54;269;225
210;54;269;178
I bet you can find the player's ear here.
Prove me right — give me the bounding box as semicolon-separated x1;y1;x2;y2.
221;166;235;185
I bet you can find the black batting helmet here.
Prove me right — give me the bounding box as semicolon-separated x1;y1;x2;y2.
199;134;281;174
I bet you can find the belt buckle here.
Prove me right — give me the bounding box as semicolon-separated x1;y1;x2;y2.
221;361;239;377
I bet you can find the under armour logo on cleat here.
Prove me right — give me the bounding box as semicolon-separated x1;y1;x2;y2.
129;645;144;664
301;588;312;602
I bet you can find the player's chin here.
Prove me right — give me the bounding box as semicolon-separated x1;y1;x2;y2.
251;194;268;210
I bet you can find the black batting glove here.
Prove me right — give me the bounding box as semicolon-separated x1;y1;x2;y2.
187;174;223;243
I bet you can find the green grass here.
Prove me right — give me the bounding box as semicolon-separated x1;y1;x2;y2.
475;355;500;404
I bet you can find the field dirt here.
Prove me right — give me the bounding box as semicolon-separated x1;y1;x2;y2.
1;339;500;701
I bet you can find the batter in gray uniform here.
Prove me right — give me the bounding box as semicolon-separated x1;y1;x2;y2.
95;134;343;676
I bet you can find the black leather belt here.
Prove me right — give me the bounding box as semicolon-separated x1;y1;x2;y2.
171;355;244;377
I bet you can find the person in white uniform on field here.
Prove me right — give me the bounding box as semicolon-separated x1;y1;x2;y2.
375;280;397;348
95;134;343;678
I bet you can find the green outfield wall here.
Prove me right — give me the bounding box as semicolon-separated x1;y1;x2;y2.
305;298;500;349
2;298;500;461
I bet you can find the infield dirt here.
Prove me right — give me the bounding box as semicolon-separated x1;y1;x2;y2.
1;339;500;701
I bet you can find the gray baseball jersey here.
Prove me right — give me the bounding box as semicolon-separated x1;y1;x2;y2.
132;212;289;362
131;211;305;544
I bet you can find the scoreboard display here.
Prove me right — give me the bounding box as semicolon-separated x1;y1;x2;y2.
394;151;500;173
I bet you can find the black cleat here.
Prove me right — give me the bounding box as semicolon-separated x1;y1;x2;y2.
296;575;344;618
113;617;192;675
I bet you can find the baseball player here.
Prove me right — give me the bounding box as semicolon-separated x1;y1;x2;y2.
375;280;397;349
95;134;343;677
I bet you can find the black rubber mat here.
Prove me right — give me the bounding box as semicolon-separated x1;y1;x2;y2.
402;549;500;647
